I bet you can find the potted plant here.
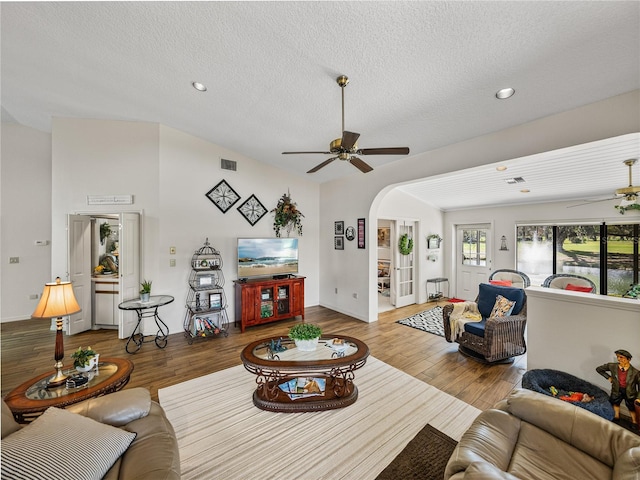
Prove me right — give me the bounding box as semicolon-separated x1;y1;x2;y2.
288;323;322;351
140;279;152;302
271;191;304;237
71;346;99;372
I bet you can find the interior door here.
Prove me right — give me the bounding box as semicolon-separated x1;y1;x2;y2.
118;212;140;339
455;224;492;301
67;214;92;334
392;221;416;308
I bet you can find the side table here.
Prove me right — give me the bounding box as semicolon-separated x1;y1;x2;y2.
118;295;174;353
427;277;449;302
4;357;134;423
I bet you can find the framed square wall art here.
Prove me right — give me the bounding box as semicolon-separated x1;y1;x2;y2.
237;194;268;226
205;179;240;213
334;221;344;235
334;236;344;250
357;218;366;249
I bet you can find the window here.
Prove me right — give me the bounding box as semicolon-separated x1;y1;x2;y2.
462;228;487;266
607;224;639;296
516;222;639;295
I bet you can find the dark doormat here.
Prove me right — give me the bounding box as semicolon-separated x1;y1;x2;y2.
397;306;444;337
376;424;457;480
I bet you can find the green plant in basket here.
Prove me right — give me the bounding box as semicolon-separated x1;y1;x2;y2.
71;346;97;368
288;323;322;341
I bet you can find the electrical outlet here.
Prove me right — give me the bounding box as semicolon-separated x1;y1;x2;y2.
352;293;358;299
169;246;176;254
29;294;39;300
169;259;176;267
9;257;19;264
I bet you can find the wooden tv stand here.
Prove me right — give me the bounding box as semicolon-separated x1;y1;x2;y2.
234;276;305;333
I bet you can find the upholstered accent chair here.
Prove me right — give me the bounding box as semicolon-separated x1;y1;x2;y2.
443;283;527;363
542;273;597;293
488;269;531;288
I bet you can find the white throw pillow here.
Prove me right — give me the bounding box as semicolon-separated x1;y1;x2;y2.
1;406;136;480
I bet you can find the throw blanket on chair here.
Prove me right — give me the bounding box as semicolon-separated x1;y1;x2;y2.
449;302;482;340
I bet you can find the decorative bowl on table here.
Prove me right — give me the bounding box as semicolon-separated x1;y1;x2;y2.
327;338;349;353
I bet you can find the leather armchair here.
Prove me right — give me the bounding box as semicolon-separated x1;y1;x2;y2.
445;388;640;480
443;283;527;363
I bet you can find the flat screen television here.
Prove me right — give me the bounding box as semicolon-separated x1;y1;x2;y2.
237;238;299;279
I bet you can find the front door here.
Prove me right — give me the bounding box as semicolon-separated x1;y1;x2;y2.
455;224;492;301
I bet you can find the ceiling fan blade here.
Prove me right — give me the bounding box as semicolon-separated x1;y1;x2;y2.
349;156;373;173
567;196;618;208
358;147;410;155
307;157;337;173
283;151;332;155
341;131;360;151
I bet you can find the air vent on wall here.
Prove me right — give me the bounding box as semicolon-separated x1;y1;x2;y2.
221;158;237;171
504;177;525;184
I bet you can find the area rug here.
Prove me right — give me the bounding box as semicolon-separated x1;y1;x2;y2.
397;306;445;337
376;424;457;480
158;356;480;480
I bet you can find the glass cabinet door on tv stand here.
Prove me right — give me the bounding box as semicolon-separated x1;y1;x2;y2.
183;239;229;344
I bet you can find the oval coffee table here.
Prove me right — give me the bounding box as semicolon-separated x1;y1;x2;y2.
4;357;134;423
241;335;369;412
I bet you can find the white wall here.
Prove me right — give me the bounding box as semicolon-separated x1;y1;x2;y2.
1;124;52;321
319;90;640;322
527;286;640;391
5;118;319;336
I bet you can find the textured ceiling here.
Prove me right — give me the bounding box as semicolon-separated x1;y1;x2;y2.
1;1;639;206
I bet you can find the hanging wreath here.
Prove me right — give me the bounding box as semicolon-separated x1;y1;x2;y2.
398;234;414;255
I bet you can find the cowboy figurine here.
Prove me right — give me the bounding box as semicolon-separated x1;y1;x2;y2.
596;349;640;429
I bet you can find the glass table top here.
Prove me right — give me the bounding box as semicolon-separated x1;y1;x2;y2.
251;337;359;362
118;295;174;310
25;362;118;400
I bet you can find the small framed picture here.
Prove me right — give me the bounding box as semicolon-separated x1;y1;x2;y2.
334;236;344;250
357;218;366;249
209;292;223;309
334;221;344;235
198;274;214;287
345;226;355;241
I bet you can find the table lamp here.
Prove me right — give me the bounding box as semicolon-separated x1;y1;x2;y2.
32;277;81;388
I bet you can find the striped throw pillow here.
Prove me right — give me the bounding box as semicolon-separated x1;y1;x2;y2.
1;406;136;480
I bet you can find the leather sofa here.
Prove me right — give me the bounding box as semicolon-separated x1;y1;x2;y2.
2;388;180;480
445;388;640;480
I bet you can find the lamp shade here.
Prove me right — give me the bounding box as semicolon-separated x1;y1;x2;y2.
32;277;81;318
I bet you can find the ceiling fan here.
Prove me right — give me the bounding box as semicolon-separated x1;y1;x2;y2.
282;75;410;173
569;158;639;208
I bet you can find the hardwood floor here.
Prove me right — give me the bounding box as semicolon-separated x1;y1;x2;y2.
1;300;526;411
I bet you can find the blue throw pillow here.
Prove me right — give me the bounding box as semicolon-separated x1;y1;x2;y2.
477;283;525;318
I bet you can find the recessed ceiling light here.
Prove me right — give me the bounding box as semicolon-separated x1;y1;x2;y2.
520;189;530;193
192;82;207;92
496;87;515;99
496;165;508;171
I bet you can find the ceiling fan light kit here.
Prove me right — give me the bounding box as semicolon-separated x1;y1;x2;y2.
282;75;410;174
